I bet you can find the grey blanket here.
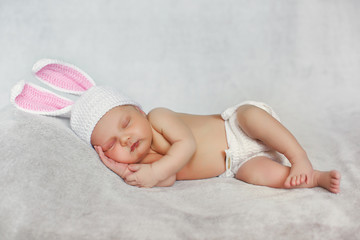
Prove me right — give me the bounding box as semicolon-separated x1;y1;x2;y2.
1;0;360;239
0;104;359;239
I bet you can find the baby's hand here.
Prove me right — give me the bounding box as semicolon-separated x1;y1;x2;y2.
284;158;314;188
94;146;132;179
125;164;160;188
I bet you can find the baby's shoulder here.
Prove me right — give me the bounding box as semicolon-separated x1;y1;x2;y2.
147;107;177;123
148;107;174;116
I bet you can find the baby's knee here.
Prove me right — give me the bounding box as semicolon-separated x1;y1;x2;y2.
236;105;265;123
236;105;266;137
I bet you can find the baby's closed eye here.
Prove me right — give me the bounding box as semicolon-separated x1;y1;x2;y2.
123;118;130;128
120;116;130;129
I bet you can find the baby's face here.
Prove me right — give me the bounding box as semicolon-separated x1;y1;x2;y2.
91;105;152;164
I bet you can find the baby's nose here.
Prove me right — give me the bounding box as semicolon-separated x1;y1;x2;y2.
120;136;131;147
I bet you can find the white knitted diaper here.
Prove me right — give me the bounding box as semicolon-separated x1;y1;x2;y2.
218;101;285;178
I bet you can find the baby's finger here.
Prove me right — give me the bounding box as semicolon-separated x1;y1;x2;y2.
291;176;297;186
125;173;138;183
128;164;141;172
125;179;138;186
95;146;103;154
125;176;142;187
97;148;113;164
95;146;104;157
97;150;121;172
98;152;111;165
122;169;133;178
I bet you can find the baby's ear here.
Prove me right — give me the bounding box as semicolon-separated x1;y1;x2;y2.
33;59;96;95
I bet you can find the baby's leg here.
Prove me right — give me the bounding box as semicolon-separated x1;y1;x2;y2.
236;105;313;187
236;156;341;193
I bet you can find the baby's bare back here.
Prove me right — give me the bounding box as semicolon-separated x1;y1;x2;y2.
141;113;228;180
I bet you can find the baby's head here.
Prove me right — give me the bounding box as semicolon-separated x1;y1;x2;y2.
90;105;152;164
70;86;152;164
11;59;151;164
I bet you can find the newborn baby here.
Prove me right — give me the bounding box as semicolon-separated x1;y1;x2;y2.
11;59;341;193
91;102;341;193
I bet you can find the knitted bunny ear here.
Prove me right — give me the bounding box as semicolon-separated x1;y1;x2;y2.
10;80;73;118
33;59;96;95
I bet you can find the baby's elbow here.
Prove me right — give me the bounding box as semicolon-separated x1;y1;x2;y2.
157;175;176;187
168;175;177;187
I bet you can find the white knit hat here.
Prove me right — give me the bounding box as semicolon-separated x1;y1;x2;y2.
10;59;141;146
71;86;140;144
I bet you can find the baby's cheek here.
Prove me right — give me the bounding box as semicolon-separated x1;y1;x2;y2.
106;152;118;161
107;151;125;163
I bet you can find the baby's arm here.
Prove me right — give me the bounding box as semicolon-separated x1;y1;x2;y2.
236;105;313;188
96;146;176;187
151;173;176;187
125;108;196;188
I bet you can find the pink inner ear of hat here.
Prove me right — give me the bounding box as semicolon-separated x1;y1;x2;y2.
35;63;93;92
15;84;73;112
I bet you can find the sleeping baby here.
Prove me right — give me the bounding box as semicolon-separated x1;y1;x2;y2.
11;59;341;193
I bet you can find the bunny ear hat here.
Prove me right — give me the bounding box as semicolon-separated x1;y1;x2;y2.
10;59;141;146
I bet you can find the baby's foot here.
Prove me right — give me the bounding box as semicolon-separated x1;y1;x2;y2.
285;160;314;188
313;170;341;194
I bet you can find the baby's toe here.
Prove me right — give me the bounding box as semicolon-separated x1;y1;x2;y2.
284;177;291;188
300;174;306;184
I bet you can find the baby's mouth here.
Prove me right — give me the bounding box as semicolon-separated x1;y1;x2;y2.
130;141;139;152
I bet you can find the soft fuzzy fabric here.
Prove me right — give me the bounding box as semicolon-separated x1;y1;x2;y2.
1;0;360;239
0;104;359;239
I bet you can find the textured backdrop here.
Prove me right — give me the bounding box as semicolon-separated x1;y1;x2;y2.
0;1;359;239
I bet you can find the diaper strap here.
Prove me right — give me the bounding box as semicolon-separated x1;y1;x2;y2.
224;149;234;177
